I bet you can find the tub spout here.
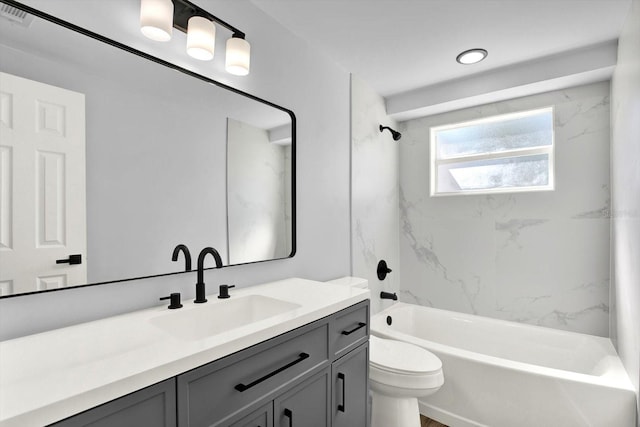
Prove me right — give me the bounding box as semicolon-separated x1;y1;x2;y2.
380;291;398;301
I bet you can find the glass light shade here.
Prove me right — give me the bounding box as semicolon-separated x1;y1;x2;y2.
187;16;216;61
225;37;251;76
140;0;173;42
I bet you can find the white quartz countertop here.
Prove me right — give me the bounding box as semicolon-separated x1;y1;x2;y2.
0;278;369;427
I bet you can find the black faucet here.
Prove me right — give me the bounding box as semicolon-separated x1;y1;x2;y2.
160;292;183;309
380;291;398;301
195;247;223;303
218;284;236;299
172;244;192;271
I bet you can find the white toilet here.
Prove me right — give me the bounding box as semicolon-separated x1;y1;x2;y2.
327;277;444;427
369;335;444;427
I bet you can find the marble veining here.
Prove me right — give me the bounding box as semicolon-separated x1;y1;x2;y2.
495;219;548;249
351;75;400;315
398;81;611;336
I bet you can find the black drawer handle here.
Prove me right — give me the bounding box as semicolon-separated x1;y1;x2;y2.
235;352;309;392
284;408;293;427
56;254;82;265
337;372;346;412
341;322;366;335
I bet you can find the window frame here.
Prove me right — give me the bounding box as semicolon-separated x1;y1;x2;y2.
429;107;555;197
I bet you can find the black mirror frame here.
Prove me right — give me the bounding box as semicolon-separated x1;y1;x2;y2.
0;0;296;298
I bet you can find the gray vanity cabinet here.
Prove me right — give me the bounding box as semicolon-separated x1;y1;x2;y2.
49;378;176;427
229;402;273;427
273;370;330;427
46;300;369;427
331;344;369;427
177;320;330;427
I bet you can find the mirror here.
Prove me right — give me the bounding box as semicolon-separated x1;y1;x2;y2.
227;118;293;264
0;1;295;297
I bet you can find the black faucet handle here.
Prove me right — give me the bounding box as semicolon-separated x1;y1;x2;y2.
160;292;183;309
377;260;393;280
218;284;236;299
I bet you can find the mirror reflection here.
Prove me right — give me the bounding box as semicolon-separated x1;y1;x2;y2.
227;118;293;264
0;1;295;297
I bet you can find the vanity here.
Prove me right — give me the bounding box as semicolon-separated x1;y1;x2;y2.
0;279;370;427
0;3;369;425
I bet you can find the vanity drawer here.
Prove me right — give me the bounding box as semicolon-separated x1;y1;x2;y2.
177;322;329;427
331;301;369;359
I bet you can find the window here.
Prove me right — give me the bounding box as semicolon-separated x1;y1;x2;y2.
430;107;554;196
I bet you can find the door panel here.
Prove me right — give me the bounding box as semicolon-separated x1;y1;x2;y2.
273;370;329;427
0;72;86;295
332;344;369;427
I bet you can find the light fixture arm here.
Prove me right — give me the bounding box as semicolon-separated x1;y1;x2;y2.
171;0;245;39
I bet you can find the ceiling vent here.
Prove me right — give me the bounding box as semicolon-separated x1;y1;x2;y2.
0;4;34;27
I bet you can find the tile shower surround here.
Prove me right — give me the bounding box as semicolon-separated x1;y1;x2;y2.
397;82;611;336
351;75;401;315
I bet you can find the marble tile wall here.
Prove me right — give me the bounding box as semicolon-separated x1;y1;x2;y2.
398;82;611;336
351;75;400;315
611;0;640;411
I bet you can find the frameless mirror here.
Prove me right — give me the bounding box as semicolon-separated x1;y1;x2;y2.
0;0;295;297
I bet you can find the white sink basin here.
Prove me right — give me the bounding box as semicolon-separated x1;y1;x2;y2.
150;295;301;341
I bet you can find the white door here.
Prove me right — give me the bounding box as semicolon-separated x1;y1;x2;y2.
0;72;86;295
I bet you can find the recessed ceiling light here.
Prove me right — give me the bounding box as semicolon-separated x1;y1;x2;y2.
456;48;488;65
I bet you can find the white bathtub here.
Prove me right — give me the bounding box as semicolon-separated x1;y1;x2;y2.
370;302;637;427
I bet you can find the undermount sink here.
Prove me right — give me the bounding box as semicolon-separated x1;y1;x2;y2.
150;294;301;341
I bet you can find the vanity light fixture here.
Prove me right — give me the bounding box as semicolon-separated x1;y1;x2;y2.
186;16;215;60
456;48;488;65
140;0;251;75
225;34;251;76
140;0;173;42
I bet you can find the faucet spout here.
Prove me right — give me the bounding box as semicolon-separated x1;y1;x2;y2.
172;244;192;271
195;247;223;303
380;291;398;301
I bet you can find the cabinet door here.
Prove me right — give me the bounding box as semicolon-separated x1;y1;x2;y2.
48;378;176;427
229;403;273;427
273;370;329;427
332;343;369;427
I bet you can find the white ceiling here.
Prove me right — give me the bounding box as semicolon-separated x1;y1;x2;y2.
251;0;631;113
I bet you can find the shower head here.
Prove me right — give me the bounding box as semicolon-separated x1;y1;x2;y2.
379;125;402;141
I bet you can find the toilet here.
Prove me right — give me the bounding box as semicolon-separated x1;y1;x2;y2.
327;277;444;427
369;335;443;427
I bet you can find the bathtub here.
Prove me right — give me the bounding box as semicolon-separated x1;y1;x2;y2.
370;302;636;427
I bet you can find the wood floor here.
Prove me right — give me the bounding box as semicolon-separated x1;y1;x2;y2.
420;414;448;427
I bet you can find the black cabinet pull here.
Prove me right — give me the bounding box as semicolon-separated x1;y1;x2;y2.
56;254;82;265
235;353;309;392
337;372;346;412
341;322;366;335
284;408;293;427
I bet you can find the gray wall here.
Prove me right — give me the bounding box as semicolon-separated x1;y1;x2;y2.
611;0;640;418
398;82;611;337
0;0;351;340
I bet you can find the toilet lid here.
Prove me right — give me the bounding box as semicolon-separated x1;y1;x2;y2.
370;336;442;375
